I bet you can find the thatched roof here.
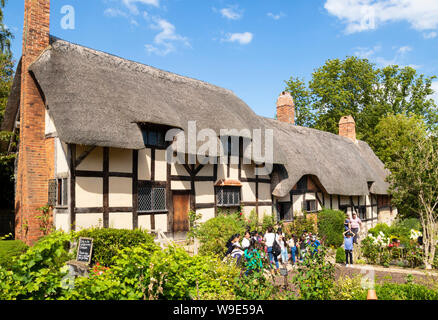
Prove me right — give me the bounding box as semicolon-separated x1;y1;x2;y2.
1;58;21;132
2;36;390;197
262;118;389;197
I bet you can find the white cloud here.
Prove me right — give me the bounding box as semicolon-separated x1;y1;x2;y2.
423;31;438;39
267;12;286;20
145;18;190;56
219;6;243;20
222;32;253;45
122;0;159;15
104;8;128;18
354;45;416;67
325;0;438;34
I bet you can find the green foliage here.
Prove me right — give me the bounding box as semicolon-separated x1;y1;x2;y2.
261;214;276;231
76;228;156;266
387;135;438;268
368;223;392;238
0;231;74;299
336;247;345;264
292;246;335;300
148;246;239;300
330;275;367;300
371;113;428;172
0;240;28;270
196;213;246;257
245;209;259;232
284;215;317;238
317;208;345;247
375;282;438;300
187;210;202;241
234;271;277;300
284;57;437;161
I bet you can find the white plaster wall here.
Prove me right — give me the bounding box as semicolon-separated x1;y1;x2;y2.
242;182;256;202
258;183;271;202
228;163;239;180
138;215;151;231
340;196;350;206
155;214;168;232
242;206;256;217
76;177;103;208
109;148;132;173
195;181;214;203
155;149;167;181
55;139;69;175
332;196;339;210
109;213;133;229
55;213;70;232
197;165;213;177
75;213;103;230
109;177;132;207
197;208;215;223
217;163;227;180
171;163;190;176
292;194;304;216
259;207;273;221
171;180;191;190
241;164;255;179
305;193;316;200
138;148;151;180
45;109;56;135
76;146;103;171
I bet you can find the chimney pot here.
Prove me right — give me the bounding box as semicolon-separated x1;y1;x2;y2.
339;115;356;142
276;92;295;125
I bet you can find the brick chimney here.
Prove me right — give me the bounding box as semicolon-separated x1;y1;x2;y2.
276;91;295;124
339;115;356;142
16;0;51;244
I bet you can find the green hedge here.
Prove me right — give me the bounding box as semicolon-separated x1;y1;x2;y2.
336;247;346;263
197;213;246;257
0;240;28;270
317;209;345;247
375;282;438;300
76;228;157;266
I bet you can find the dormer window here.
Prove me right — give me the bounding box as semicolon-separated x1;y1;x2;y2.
139;124;169;149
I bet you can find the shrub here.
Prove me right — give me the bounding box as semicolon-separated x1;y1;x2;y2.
336;247;345;264
292;246;335;300
0;240;28;270
375;282;438;300
196;213;246;257
261;214;276;232
368;223;391;238
317;209;345;247
285;215;317;239
234;270;277;300
76;228;156;266
330;275;367;300
245;209;259;232
0;231;74;300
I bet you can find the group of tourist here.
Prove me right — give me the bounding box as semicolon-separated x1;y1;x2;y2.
224;211;365;274
224;226;322;274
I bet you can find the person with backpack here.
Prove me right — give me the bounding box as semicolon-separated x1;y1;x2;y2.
263;226;280;270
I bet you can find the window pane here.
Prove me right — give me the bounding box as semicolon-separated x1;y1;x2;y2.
48;179;57;206
138;186;152;212
152;188;166;211
62;178;68;206
148;131;157;146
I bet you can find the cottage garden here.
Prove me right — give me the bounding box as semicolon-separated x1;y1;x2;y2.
1;208;437;300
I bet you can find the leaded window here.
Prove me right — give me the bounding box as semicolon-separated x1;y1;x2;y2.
138;186;166;212
216;186;240;207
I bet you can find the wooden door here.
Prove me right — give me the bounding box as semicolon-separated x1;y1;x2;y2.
173;192;190;232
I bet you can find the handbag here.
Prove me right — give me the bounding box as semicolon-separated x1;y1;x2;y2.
272;239;281;257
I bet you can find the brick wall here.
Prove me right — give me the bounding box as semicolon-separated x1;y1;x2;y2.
15;0;51;245
276;92;295;125
339;115;356;142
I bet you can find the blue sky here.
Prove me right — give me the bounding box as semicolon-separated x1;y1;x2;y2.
4;0;438;118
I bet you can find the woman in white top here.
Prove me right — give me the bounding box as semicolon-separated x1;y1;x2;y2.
241;231;251;249
263;226;279;269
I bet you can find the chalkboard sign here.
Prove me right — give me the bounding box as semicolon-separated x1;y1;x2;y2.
76;237;93;264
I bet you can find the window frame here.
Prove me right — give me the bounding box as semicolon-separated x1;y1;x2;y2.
137;184;167;213
216;186;241;207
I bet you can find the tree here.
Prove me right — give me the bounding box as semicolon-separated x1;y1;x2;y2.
284;57;437;152
388;135;438;269
370;113;428;172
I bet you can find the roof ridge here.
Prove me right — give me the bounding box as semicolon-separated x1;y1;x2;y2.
49;35;236;96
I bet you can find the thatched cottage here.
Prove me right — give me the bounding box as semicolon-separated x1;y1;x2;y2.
1;0;396;244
